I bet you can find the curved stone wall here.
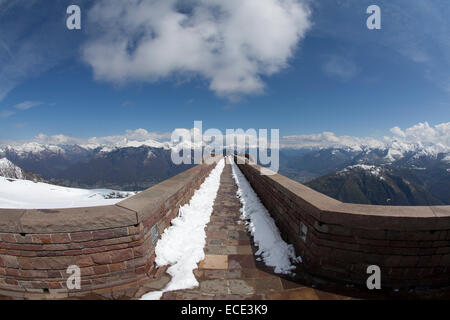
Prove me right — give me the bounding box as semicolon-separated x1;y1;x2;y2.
0;161;217;299
235;157;450;289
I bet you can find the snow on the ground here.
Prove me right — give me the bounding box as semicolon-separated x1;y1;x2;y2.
339;164;385;180
0;177;135;209
141;158;225;300
230;157;301;275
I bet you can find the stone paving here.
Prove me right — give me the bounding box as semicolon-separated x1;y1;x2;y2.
155;162;353;300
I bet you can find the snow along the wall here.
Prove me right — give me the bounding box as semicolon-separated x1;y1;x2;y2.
230;157;301;275
141;158;225;300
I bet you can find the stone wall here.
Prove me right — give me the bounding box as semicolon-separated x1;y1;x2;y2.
235;156;450;289
0;161;217;299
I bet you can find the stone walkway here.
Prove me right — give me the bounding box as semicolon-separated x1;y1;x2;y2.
156;162;353;300
0;162;359;300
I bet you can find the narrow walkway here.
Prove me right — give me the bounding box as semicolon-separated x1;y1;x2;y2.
158;162;352;300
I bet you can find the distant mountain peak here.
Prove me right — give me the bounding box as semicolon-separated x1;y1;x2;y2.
339;164;386;181
0;158;25;180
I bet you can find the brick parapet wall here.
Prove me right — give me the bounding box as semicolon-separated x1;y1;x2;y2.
0;160;218;299
234;156;450;289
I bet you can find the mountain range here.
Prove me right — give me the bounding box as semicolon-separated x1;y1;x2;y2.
306;164;449;206
1;138;449;205
0;142;194;190
280;147;449;205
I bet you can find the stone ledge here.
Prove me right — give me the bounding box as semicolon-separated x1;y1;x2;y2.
118;163;215;223
234;156;450;289
0;162;218;234
20;206;138;234
235;156;449;220
0;160;219;298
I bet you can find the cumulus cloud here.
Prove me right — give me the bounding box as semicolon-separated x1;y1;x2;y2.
83;0;311;98
281;131;384;150
34;129;172;147
280;122;450;153
34;134;83;146
390;126;406;138
387;122;450;148
6;122;449;157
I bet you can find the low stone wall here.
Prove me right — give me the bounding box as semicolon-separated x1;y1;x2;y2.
0;161;217;299
235;156;450;289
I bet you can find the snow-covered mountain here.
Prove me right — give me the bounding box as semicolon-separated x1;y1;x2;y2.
279;144;449;183
1;127;448;191
306;163;449;206
0;158;24;179
0;143;195;191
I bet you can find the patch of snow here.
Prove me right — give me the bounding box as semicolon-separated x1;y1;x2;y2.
331;149;339;155
340;164;385;180
384;147;404;162
146;150;156;159
141;158;225;300
230;157;301;275
444;155;450;164
78;143;101;150
0;177;135;209
99;146;115;153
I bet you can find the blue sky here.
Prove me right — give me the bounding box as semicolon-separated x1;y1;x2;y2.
0;0;449;143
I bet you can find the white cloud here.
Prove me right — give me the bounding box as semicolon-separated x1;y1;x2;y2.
5;122;449;158
390;126;406;138
34;129;172;148
83;0;311;98
14;101;43;110
281;131;384;150
281;122;450;154
388;122;450;148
